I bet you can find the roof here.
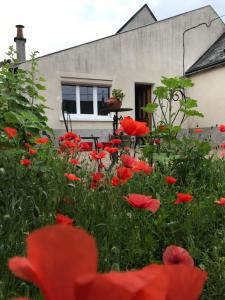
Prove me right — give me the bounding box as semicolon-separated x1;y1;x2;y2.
186;31;225;75
116;4;157;34
21;5;216;63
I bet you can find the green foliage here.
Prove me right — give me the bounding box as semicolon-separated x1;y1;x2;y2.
142;76;204;146
0;47;51;139
112;89;125;101
141;102;158;113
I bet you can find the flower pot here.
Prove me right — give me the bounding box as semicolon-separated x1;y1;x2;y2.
107;96;122;110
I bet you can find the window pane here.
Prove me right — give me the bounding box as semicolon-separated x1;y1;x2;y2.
80;86;93;114
97;87;109;115
62;85;76;114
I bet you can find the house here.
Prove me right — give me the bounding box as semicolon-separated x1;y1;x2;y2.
185;32;225;142
15;4;225;140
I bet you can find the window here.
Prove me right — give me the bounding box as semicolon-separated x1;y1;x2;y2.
62;84;110;118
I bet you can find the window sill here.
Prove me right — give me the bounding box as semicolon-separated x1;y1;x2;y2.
60;115;113;122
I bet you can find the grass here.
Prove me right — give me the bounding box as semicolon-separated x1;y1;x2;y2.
1;140;225;299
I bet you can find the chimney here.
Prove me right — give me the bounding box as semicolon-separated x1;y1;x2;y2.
14;25;26;62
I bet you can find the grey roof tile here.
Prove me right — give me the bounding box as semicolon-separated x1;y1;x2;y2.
186;32;225;75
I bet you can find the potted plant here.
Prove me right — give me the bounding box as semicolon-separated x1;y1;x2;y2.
107;88;125;110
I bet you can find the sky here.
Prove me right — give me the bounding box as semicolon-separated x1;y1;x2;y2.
1;0;225;61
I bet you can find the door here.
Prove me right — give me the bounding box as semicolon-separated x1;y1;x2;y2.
135;83;152;128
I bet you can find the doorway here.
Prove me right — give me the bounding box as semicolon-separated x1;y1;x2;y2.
135;83;152;128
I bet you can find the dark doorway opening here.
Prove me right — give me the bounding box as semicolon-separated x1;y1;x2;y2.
135;83;152;128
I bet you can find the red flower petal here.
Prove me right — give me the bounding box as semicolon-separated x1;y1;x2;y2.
163;245;194;266
75;264;168;300
9;225;97;300
164;264;207;300
219;124;225;132
214;197;225;205
165;176;177;184
55;214;74;225
124;194;160;213
174;193;193;204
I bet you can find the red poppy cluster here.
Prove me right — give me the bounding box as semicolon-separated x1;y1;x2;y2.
8;224;207;300
89;150;106;160
3;127;18;138
119;116;150;136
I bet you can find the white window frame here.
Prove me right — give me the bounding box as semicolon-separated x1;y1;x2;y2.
61;84;113;122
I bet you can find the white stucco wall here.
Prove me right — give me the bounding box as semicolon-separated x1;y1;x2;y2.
187;66;225;128
22;5;225;134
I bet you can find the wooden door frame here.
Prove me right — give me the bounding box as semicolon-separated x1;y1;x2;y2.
134;82;153;129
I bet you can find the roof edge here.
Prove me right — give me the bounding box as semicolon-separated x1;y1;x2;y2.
21;5;216;63
186;31;225;75
186;59;225;76
116;4;157;34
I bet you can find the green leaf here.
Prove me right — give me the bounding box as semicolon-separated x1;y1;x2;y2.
141;103;158;113
35;83;46;90
3;111;20;123
180;109;204;118
180;98;198;109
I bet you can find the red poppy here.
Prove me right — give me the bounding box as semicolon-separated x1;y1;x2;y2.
219;124;225;132
124;194;160;213
163;245;194;266
194;128;204;133
20;159;32;166
120;154;137;168
214;197;225;205
62;140;78;149
117;166;133;183
96;142;104;149
111;176;120;186
165;176;177;185
154;138;160;145
92;172;104;182
24;143;31;149
104;147;119;154
9;225;97;300
90;172;104;189
9;224;207;300
35;137;49;144
89;151;106;160
68;158;80;165
220;143;225;148
4;127;18;138
79;142;92;151
64;173;80;181
174;193;193;204
123;146;130;151
111;139;122;145
55;214;74;225
119;116;150;136
132;161;154;175
29;149;38;155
